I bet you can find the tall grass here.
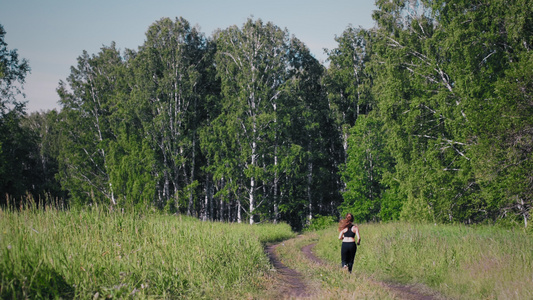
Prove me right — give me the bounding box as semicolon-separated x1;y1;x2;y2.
313;222;533;299
0;203;295;299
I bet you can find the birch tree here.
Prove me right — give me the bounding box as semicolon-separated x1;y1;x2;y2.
364;0;532;224
130;17;208;211
325;27;373;166
57;44;125;205
214;19;290;224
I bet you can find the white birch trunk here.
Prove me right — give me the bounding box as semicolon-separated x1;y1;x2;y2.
237;198;242;223
249;120;257;225
307;160;313;224
273;151;279;224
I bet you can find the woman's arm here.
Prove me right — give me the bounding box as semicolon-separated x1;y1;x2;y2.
338;228;345;240
354;226;361;245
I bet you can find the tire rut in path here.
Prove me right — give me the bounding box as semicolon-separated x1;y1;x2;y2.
265;243;311;298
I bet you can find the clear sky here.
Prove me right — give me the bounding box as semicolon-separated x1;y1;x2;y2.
1;0;376;112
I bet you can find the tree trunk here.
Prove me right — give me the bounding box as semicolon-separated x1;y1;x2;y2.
249;122;257;225
307;159;313;224
219;197;224;221
237;198;242;223
207;174;213;221
273;150;279;224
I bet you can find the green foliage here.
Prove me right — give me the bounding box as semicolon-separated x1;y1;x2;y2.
130;17;210;214
303;214;337;232
332;0;532;226
108;128;157;209
0;24;30;105
324;26;373;128
57;45;127;206
0;23;46;204
378;187;402;221
340;115;394;223
211;18;342;226
213;18;291;224
56;18;213;213
4;1;533;229
0;107;36;202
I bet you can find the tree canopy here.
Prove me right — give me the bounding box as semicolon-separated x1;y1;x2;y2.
1;0;531;229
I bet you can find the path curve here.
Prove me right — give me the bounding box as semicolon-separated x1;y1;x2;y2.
300;243;323;265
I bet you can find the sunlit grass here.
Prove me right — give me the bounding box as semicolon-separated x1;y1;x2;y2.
0;203;295;299
4;200;530;299
313;222;533;299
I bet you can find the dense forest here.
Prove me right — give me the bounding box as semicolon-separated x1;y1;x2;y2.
1;0;531;229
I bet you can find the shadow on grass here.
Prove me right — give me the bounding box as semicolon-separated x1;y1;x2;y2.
1;263;75;299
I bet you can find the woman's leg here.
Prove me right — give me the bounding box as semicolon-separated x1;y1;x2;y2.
341;243;350;269
347;243;357;273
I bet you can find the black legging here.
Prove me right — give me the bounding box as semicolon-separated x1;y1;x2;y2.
341;242;357;273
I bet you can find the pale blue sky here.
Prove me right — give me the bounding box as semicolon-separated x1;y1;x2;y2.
1;0;376;112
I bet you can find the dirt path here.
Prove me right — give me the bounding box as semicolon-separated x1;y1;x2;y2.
267;241;443;300
300;243;322;265
265;243;311;298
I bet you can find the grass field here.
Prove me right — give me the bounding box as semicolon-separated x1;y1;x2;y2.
311;223;533;299
0;203;295;299
3;201;531;299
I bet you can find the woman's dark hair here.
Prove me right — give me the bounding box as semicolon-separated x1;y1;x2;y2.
338;213;354;232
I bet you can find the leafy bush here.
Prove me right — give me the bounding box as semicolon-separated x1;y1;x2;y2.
304;214;337;232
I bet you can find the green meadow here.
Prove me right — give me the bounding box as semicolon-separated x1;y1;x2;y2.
2;203;532;299
0;204;294;299
306;223;533;299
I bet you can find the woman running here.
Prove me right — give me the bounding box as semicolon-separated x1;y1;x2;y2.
338;213;361;273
